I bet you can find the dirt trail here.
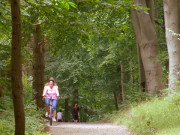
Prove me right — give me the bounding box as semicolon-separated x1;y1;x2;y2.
47;122;137;135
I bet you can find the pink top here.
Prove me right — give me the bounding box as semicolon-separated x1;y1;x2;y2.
42;85;59;100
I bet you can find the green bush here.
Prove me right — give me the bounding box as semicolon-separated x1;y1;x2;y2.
0;75;48;135
0;96;47;135
23;75;33;104
109;90;180;135
25;103;47;135
0;96;15;135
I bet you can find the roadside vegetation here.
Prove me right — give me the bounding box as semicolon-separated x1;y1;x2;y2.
1;0;180;134
0;76;48;135
105;90;180;135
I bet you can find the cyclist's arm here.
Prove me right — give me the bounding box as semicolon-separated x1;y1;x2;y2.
56;86;60;97
42;86;47;97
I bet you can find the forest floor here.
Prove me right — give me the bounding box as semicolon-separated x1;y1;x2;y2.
44;122;138;135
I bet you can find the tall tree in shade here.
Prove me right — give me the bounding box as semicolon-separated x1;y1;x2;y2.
131;0;165;94
32;24;45;109
11;0;25;134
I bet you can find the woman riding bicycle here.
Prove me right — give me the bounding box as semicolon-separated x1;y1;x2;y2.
42;77;59;121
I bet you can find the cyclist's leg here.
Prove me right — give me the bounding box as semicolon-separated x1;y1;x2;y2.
52;99;57;119
45;98;50;116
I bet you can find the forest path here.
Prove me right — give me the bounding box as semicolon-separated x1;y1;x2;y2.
47;122;137;135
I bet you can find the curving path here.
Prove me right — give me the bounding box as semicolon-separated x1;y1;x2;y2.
47;122;137;135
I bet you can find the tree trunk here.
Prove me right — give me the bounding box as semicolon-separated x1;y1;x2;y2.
116;67;123;104
121;63;125;102
163;0;180;90
0;83;5;97
10;0;25;134
129;60;134;83
65;98;69;122
146;0;155;22
137;45;146;92
113;91;119;111
131;0;164;94
32;24;45;109
179;0;180;31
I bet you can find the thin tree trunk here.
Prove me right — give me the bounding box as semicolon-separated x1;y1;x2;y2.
11;0;25;134
137;45;146;92
113;91;119;111
129;60;134;83
116;67;123;104
32;24;45;109
131;0;164;94
65;98;69;122
0;83;4;97
163;0;180;90
121;63;125;102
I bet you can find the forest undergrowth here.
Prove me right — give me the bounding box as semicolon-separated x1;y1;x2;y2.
0;96;48;135
104;89;180;135
0;76;48;135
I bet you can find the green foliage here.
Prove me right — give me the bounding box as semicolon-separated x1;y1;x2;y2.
22;75;48;134
0;119;14;135
109;91;180;135
0;97;47;135
1;0;168;129
23;75;33;104
124;82;142;103
0;75;48;135
0;97;14;135
0;97;15;134
0;0;11;94
25;103;47;135
42;0;139;122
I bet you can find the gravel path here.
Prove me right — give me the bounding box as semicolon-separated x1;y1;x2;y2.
47;122;137;135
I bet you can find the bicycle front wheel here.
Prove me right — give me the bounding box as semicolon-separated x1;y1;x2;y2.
49;102;53;126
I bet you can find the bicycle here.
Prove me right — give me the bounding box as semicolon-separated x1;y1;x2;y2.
49;96;53;126
44;95;58;126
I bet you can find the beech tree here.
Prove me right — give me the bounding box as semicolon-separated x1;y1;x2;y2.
163;0;180;90
11;0;25;134
131;0;164;94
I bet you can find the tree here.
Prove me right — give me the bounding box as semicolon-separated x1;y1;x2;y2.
120;62;125;102
19;0;76;109
131;0;164;94
43;0;139;119
163;0;180;90
137;45;146;92
0;83;5;97
11;0;25;134
32;24;44;109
